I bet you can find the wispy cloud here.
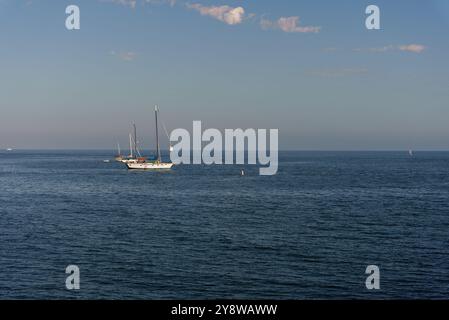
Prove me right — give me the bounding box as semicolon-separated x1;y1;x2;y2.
100;1;320;35
261;16;320;33
100;0;176;9
101;0;137;8
354;45;394;53
354;44;426;54
398;44;426;53
110;50;138;61
144;0;176;7
187;3;246;25
322;47;339;52
307;68;368;78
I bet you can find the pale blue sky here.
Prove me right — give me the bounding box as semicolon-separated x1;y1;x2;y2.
1;0;448;150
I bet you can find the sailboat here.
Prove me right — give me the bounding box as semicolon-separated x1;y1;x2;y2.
120;125;145;164
114;142;123;161
126;106;174;170
409;149;414;157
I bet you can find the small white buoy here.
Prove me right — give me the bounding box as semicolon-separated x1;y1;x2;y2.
241;169;245;176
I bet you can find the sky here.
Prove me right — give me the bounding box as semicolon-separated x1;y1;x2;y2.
0;0;448;150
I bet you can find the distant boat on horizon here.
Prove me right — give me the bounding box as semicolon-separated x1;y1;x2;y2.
116;125;142;164
409;149;414;157
6;148;13;151
114;142;122;162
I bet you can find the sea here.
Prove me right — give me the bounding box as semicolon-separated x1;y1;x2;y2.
0;150;448;299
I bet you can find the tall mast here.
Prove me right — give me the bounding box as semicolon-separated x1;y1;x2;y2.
117;142;121;156
133;123;137;157
129;133;133;158
155;105;161;162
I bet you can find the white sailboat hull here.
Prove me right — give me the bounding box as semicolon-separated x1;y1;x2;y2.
126;162;174;170
120;158;138;164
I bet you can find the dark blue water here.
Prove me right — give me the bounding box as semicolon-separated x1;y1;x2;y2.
1;151;448;299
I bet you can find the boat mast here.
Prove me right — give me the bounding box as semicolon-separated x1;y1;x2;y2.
129;133;133;158
155;105;161;162
133;123;138;158
117;142;121;156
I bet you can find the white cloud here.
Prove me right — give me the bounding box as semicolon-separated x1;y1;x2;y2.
187;3;245;25
398;44;426;53
261;16;320;33
354;44;426;54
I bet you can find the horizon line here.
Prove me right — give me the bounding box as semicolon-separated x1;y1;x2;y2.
2;148;449;152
